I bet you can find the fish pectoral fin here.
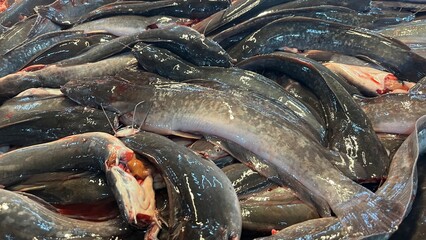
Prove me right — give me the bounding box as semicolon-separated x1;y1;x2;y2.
169;130;202;139
0;116;43;128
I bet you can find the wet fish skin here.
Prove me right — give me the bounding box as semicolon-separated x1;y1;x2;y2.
241;187;320;233
0;53;136;101
265;0;371;12
8;171;113;205
355;94;426;135
0;188;130;238
34;0;119;26
79;0;230;23
0;0;55;27
62;78;404;238
228;17;426;82
193;0;293;35
0;15;37;55
237;52;390;182
27;33;116;66
0;94;116;146
122;132;242;240
0;30;86;77
222;163;275;198
133;43;326;141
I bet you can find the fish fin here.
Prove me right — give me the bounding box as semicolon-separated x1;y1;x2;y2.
0;116;43;128
34;6;64;25
16;191;59;213
335;191;403;238
9;184;47;192
169;131;202;139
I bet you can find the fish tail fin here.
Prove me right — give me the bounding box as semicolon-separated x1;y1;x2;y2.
335;191;404;238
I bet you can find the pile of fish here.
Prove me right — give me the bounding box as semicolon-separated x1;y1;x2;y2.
1;0;426;239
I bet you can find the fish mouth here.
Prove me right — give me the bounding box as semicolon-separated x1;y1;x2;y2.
106;165;157;228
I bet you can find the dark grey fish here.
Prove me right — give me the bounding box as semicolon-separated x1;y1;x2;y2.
264;0;371;12
122;132;242;240
71;15;184;36
241;187;320;233
237;52;390;182
192;0;293;35
62;78;404;238
355;94;426;135
26;14;62;38
9;171;113;205
378;133;407;158
34;0;118;26
0;94;116;146
0;132;156;228
0;30;86;77
0;53;136;101
377;19;426;45
59;25;232;67
0;15;37;55
371;1;426;12
222;163;275;198
0;188;130;239
0;0;55;27
78;0;230;23
27;33;115;66
228;17;426;82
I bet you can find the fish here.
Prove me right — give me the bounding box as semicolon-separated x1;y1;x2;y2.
237;52;390;182
0;132;157;228
189;138;230;161
222;163;276;198
133;43;326;142
378;133;407;158
0;0;55;27
71;15;185;36
27;33;115;66
78;0;231;23
0;53;136;101
240;187;320;233
0;30;86;77
228;17;426;82
263;0;372;12
8;171;113;205
377;19;426;45
192;0;293;35
34;0;119;26
354;94;426;135
0;188;131;238
122;131;242;240
0;93;116;146
62;78;404;238
324;62;415;96
59;25;232;67
0;15;37;55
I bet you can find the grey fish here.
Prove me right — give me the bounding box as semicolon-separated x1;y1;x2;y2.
132;43;326;141
378;133;407;158
0;15;37;55
9;171;113;205
237;52;389;182
0;94;115;146
241;187;320;233
0;30;86;77
377;19;426;45
0;132;156;228
228;17;426;82
222;163;275;198
26;14;62;39
71;15;184;36
0;0;55;27
78;0;230;23
122;132;242;240
34;0;118;26
59;25;232;67
62;78;404;238
0;53;136;101
355;94;426;135
0;188;130;239
257;115;426;239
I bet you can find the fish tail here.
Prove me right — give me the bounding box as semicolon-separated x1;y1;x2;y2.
335;191;404;238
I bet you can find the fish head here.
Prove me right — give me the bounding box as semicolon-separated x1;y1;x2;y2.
106;165;158;228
